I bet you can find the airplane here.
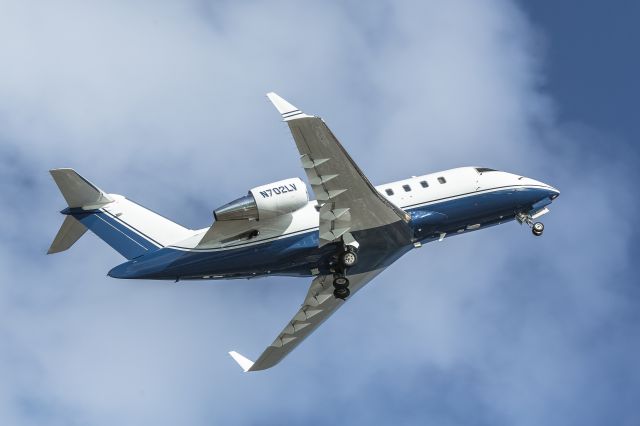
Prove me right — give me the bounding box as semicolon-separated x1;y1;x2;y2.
48;92;560;372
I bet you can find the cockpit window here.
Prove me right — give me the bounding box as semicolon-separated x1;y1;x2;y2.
475;167;497;173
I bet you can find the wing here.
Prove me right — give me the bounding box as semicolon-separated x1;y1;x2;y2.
227;94;413;372
229;269;384;372
266;92;410;247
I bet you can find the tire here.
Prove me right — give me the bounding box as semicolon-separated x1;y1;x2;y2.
334;287;350;300
333;276;349;289
340;250;358;267
532;222;544;236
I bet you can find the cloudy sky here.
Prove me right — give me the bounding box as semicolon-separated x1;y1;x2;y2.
1;0;638;424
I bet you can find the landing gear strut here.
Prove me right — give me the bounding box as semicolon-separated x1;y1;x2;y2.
516;212;544;237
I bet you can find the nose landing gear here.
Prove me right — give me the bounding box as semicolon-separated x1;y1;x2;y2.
516;212;545;237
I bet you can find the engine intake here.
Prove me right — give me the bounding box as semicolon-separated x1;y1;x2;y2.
213;177;308;221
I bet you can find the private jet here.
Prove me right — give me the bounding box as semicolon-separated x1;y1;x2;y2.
48;93;560;372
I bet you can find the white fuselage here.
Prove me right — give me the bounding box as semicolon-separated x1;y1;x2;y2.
168;167;557;251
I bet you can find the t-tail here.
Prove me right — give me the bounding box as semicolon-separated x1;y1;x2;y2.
48;169;194;260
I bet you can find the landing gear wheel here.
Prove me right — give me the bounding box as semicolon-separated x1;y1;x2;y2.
333;286;350;300
333;275;349;289
532;222;544;236
339;249;358;267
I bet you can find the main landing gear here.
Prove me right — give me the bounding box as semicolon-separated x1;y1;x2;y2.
516;212;544;237
333;275;350;299
332;246;358;300
340;249;358;268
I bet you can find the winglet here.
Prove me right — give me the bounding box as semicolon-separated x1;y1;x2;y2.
266;92;311;121
229;351;255;372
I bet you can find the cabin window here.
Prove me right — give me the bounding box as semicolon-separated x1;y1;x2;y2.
385;188;394;196
402;184;411;192
438;177;446;184
420;180;429;188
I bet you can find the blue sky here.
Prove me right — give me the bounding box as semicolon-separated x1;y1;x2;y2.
1;1;638;425
522;0;640;141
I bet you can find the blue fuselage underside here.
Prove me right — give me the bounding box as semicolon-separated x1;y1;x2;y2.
105;186;555;280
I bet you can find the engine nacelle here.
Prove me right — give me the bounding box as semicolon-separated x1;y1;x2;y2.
214;177;309;221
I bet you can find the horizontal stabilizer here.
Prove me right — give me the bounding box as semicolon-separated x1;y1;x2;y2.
48;215;87;254
228;351;255;372
50;168;113;209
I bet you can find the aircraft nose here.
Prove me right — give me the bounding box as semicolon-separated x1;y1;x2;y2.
517;174;560;202
544;184;560;199
523;175;559;199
